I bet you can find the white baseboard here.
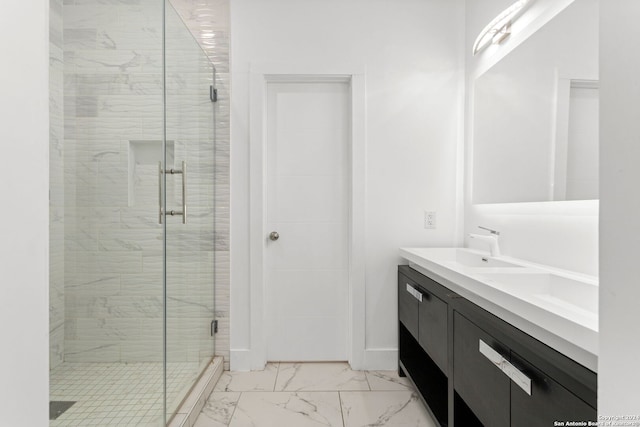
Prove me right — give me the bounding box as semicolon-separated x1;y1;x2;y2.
362;348;398;371
230;349;251;371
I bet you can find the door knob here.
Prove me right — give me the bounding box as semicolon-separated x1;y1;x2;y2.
269;231;279;241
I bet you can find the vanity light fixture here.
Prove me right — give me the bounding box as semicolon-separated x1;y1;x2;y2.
472;0;533;56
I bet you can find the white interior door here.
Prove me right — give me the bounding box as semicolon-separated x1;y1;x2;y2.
265;80;350;361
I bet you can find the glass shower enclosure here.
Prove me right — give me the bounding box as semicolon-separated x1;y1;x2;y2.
49;0;216;425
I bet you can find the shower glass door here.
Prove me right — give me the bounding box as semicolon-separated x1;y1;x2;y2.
163;1;216;422
50;0;167;425
49;0;215;425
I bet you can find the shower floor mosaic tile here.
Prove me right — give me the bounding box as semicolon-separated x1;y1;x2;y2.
50;362;201;426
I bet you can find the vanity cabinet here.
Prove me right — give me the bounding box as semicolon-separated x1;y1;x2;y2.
399;274;448;373
398;265;597;427
398;272;450;426
454;312;510;427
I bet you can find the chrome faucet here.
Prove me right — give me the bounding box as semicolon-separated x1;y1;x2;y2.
469;226;501;257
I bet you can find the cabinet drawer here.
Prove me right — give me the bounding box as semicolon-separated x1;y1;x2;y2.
398;274;421;340
454;312;510;427
510;352;596;426
418;290;448;374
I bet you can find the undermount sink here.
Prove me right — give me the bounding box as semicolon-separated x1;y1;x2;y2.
444;248;524;268
476;272;598;315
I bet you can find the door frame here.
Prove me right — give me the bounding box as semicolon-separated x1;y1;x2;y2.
249;63;366;370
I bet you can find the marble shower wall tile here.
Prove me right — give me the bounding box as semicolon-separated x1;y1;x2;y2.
64;273;121;295
63;28;97;50
50;0;64;46
64;339;120;362
97;228;163;251
71;317;145;340
67;73;163;96
213;250;229;358
64;294;163;318
50;324;65;369
63;5;119;30
67;250;144;274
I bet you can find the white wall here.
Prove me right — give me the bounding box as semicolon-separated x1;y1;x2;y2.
599;1;640;415
0;0;50;425
464;0;599;276
230;0;465;369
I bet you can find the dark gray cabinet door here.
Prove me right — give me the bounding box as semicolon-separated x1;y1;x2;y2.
398;275;420;340
454;312;510;427
418;291;448;374
510;352;596;427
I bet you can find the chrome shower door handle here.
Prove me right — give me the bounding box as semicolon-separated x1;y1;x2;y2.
180;160;187;224
159;162;163;224
158;160;187;224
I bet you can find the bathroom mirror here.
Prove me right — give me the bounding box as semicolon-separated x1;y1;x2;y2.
472;0;599;204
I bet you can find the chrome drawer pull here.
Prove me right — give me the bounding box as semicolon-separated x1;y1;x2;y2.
406;284;423;302
502;360;532;396
479;339;532;396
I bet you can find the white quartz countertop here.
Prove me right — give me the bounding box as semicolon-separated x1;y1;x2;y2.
400;247;598;372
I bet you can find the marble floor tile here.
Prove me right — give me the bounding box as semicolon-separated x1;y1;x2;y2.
229;392;343;427
193;392;241;427
214;363;279;392
340;391;437;427
365;370;413;391
275;362;369;391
